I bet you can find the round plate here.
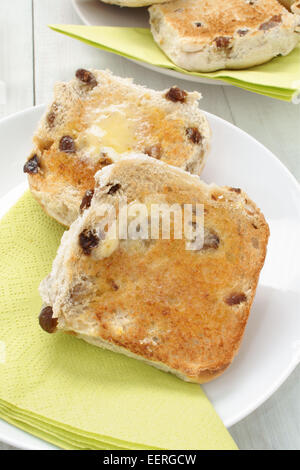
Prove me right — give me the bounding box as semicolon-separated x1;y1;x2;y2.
0;105;299;449
72;0;230;86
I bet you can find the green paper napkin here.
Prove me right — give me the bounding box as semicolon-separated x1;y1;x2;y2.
50;25;300;102
0;192;237;450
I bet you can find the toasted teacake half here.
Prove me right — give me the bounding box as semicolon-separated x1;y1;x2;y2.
149;0;300;72
39;154;269;384
24;69;210;227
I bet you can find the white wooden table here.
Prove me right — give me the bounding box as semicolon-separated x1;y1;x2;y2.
0;0;299;451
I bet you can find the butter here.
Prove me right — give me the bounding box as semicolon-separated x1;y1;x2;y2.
92;221;119;260
98;112;136;153
81;109;136;159
99;238;119;259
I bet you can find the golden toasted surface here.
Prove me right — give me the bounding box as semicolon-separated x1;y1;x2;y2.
25;70;210;226
153;0;289;43
42;157;269;383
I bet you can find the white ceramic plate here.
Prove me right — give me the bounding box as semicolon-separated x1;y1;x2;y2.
0;105;300;450
72;0;229;86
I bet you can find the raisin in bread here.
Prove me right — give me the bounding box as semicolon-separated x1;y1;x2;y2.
149;0;300;72
39;154;269;384
24;69;210;227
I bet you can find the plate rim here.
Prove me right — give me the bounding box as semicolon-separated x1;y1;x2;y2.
0;104;299;450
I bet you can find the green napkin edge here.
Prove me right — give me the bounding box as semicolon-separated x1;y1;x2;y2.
49;25;300;102
0;405;120;450
0;397;161;450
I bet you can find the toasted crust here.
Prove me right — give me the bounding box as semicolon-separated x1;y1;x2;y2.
39;154;269;384
25;69;210;226
278;0;297;10
149;0;300;72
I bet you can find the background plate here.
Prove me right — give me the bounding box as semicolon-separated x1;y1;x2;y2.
72;0;230;86
0;105;299;449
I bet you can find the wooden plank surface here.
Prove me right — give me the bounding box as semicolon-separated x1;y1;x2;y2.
224;87;300;178
0;0;33;119
0;0;299;451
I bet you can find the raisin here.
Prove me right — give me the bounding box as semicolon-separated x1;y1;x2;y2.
214;36;231;48
59;135;76;153
107;183;121;195
189;225;220;251
186;127;202;144
23;155;39;174
259;15;282;31
203;229;220;250
229;187;241;194
109;280;119;291
39;306;58;333
99;154;113;166
75;68;97;88
195;22;202;27
144;144;162;159
47;111;56;127
237;29;249;37
79;229;99;255
165;87;187;103
80;189;94;213
225;293;247;306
